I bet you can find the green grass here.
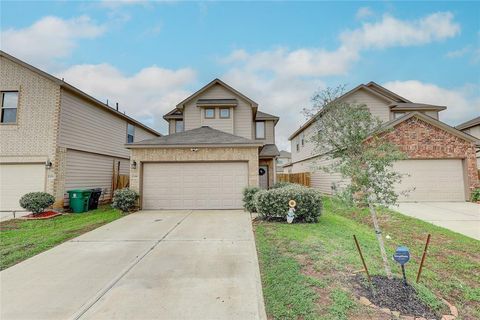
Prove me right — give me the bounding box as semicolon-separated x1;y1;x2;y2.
0;206;124;270
254;197;480;319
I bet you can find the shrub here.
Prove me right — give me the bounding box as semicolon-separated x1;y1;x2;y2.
471;188;480;202
243;186;261;212
19;192;55;214
254;185;322;223
271;181;297;189
111;188;139;213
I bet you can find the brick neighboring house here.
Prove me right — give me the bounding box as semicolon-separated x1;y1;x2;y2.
286;82;479;202
456;116;480;167
0;51;160;211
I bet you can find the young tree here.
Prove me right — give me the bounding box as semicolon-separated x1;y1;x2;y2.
305;86;407;279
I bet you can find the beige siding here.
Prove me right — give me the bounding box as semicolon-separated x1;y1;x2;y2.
134;125;156;142
264;120;275;144
0;56;59;161
291;124;318;163
341;89;391;122
424;111;439;120
59;90;132;158
65;149;129;201
291;157;348;194
183;83;253;139
201;107;234;134
168;120;175;134
463;125;480;139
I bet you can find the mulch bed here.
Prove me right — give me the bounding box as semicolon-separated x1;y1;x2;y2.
21;211;62;220
354;274;439;319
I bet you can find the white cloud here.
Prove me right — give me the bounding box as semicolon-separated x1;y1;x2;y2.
224;12;460;78
383;80;480;125
100;0;148;8
356;7;374;20
446;46;471;58
1;16;105;68
58;64;197;133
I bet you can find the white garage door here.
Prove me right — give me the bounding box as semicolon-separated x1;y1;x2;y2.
142;162;248;209
0;163;46;211
394;159;466;202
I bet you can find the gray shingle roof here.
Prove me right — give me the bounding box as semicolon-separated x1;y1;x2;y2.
259;144;280;157
127;126;261;147
279;150;291;158
256;110;279;121
456;116;480;130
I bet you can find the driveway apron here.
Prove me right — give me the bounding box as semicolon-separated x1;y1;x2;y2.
0;210;266;320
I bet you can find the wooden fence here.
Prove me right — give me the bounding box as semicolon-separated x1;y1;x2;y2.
276;172;311;187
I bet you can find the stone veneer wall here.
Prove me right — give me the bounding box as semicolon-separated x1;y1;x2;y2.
385;116;479;195
129;147;259;204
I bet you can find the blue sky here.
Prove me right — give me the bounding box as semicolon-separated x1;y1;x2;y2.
1;1;479;150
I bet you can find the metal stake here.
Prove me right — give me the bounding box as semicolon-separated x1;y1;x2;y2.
416;234;431;283
401;264;408;286
353;235;371;284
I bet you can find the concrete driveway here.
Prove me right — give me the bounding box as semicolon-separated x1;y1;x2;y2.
0;210;266;320
394;202;480;240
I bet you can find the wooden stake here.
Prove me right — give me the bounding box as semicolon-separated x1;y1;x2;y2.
416;234;431;283
353;235;371;283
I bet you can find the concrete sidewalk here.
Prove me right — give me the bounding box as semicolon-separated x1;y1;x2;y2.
394;202;480;240
0;210;266;320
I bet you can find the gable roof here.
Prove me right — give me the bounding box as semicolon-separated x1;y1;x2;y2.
288;82;441;141
0;50;161;137
383;112;479;144
163;108;183;120
456;116;480;131
259;144;280;157
175;78;258;110
126;126;262;148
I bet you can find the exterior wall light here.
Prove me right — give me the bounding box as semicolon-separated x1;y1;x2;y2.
190;148;199;152
45;160;52;169
131;161;137;169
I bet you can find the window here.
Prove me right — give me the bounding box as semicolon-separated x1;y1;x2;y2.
219;108;230;119
301;133;305;147
175;120;184;133
296;142;299;152
394;112;406;119
204;108;215;119
127;123;135;143
255;121;265;139
1;91;18;124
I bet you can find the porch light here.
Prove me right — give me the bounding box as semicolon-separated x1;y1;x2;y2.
45;160;52;169
131;161;137;169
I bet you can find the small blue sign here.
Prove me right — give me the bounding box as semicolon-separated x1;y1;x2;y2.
393;246;410;265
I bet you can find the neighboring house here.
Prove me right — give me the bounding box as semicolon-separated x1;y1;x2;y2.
456;116;480;166
276;150;291;173
0;51;160;211
288;81;479;202
128;78;280;210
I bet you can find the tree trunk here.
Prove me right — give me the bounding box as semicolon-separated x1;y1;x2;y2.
368;201;392;279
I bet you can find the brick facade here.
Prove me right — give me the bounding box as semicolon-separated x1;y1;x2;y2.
385;116;479;195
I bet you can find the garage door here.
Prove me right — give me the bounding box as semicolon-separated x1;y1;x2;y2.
0;163;46;211
142;162;248;209
394;159;466;202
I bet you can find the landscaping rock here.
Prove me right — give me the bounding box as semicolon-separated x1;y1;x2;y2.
380;307;391;314
359;296;372;306
441;315;455;320
392;310;400;317
400;316;414;320
449;305;458;317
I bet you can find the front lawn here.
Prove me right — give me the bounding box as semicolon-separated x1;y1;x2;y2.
255;197;480;320
0;206;124;270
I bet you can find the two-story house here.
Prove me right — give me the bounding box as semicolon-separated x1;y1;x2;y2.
0;51;160;211
127;78;280;210
286;81;479;202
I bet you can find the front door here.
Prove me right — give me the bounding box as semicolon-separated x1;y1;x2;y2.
259;165;269;189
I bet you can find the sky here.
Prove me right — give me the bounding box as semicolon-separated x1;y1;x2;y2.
1;0;479;151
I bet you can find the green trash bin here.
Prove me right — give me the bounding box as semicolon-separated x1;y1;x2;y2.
67;189;92;213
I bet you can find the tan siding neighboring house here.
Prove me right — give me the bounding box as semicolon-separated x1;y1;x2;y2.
0;51;160;210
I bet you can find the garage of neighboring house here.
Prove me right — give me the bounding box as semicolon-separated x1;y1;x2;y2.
128;126;261;210
384;112;479;202
0;163;46;211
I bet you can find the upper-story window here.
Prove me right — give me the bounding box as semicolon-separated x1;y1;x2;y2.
219;108;230;119
255;121;265;139
394;112;406;119
204;108;215;119
175;120;184;133
1;91;19;124
301;133;305;147
127;123;135;143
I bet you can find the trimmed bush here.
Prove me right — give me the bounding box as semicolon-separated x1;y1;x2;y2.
111;188;139;213
254;185;322;223
243;186;261;212
271;181;297;189
471;188;480;202
19;192;55;214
